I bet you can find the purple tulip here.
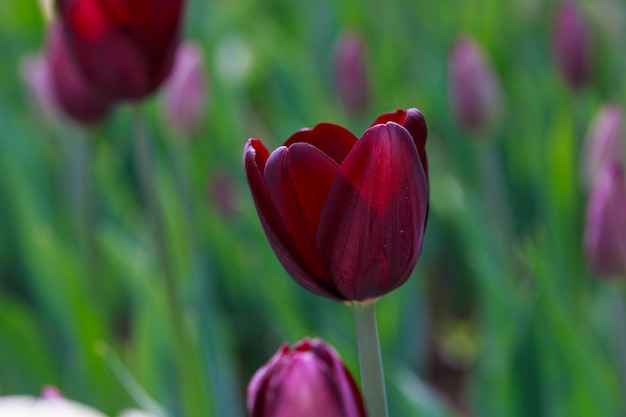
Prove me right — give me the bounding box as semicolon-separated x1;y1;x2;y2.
448;36;502;134
247;338;367;417
244;109;429;303
584;162;626;277
162;42;207;135
333;33;371;115
581;104;623;188
56;0;185;101
552;2;591;89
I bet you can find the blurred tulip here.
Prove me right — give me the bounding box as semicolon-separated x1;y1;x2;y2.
0;395;108;417
244;108;429;303
56;0;185;101
333;33;371;116
552;2;591;89
584;162;626;277
581;104;623;188
20;53;58;121
448;36;503;134
209;168;238;218
46;22;112;124
247;338;366;417
162;42;207;135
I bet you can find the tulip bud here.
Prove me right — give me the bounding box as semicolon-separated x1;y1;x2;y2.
162;42;207;135
55;0;185;101
552;2;591;89
244;109;429;302
46;22;112;124
581;104;623;189
20;53;58;121
247;338;366;417
584;162;626;277
448;36;503;134
333;33;371;116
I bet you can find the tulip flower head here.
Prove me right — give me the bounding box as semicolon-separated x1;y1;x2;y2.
333;32;371;116
0;395;108;417
552;1;591;89
46;21;112;124
448;36;503;134
55;0;185;101
244;109;429;303
162;42;207;135
581;104;624;189
584;162;626;277
247;338;367;417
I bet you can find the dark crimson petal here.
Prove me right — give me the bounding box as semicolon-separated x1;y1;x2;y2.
285;123;358;165
318;123;429;301
372;108;428;178
262;143;344;300
47;22;111;124
244;140;326;298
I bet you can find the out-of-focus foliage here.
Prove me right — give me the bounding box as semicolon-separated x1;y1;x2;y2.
2;0;626;416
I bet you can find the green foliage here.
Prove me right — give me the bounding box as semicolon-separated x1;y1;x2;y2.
1;0;625;416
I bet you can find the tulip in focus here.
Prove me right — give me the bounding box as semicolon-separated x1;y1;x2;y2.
581;104;623;189
244;108;429;303
162;42;207;135
247;338;366;417
448;36;503;134
55;0;185;101
552;1;591;89
584;162;626;277
333;33;371;115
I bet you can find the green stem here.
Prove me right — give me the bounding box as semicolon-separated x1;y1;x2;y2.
353;302;389;417
132;109;202;417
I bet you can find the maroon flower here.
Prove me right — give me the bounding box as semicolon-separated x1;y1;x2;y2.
47;21;112;124
244;109;429;303
56;0;185;101
247;338;367;417
584;162;626;277
552;2;591;89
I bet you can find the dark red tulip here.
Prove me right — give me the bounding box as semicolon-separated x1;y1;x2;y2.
47;22;112;124
56;0;185;101
552;2;591;89
244;109;429;303
584;162;626;277
247;338;367;417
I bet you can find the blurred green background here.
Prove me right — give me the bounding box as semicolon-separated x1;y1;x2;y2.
1;0;626;416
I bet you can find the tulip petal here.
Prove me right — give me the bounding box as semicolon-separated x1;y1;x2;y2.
244;140;320;295
318;123;429;301
372;108;428;178
285;123;358;165
263;142;343;299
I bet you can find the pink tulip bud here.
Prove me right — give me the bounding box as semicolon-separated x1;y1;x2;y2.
581;104;623;188
47;22;112;124
41;385;63;399
584;162;626;277
552;2;591;89
20;53;58;121
448;36;503;134
333;33;371;116
162;42;207;135
247;338;366;417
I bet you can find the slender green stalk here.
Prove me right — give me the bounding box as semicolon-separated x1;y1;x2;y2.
132;109;204;417
610;285;626;400
353;302;389;417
